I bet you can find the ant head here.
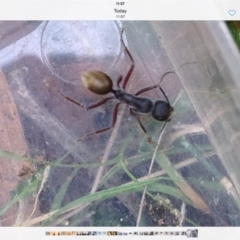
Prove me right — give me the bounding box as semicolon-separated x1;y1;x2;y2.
152;100;174;121
81;71;113;95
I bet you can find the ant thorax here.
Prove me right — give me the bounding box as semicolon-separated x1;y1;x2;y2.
111;89;153;114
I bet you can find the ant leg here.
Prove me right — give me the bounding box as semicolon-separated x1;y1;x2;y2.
87;97;115;110
77;103;121;142
120;29;135;90
57;90;114;110
135;85;170;106
117;75;123;88
129;108;147;133
57;90;84;108
134;85;158;96
134;71;175;104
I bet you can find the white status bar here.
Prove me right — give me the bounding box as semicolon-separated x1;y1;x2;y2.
0;0;239;20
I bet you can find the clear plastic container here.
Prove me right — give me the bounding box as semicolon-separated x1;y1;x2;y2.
0;21;240;227
151;21;240;194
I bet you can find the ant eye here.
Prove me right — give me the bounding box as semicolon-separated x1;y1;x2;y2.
152;101;172;121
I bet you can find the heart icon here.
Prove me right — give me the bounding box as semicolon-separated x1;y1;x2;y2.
228;10;236;16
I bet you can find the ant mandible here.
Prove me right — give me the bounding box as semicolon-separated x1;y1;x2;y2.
58;29;174;140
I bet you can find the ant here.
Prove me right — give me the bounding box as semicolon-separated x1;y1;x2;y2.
58;29;174;140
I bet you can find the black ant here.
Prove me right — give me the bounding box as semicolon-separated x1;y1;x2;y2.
57;29;174;140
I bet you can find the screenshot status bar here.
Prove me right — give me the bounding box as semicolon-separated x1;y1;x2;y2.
0;0;239;20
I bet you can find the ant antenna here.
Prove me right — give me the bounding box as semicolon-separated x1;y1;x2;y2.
158;71;175;105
